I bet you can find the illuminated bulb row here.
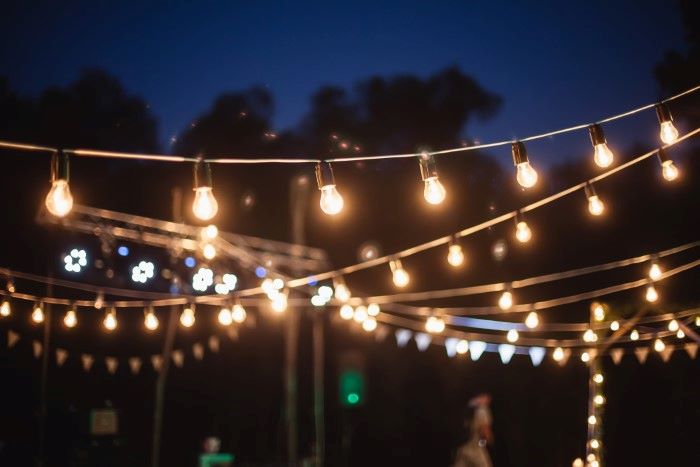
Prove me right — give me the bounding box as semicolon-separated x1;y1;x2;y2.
339;303;380;321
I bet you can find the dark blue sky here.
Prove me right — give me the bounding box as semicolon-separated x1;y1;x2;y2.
0;1;688;162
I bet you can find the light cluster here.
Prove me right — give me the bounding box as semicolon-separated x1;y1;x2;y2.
192;267;214;292
214;273;238;294
131;260;155;283
63;248;87;273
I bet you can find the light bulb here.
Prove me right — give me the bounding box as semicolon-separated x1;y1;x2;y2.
630;329;639;341
648;263;662;281
573;458;584;467
32;304;44;323
654;338;665;352
180;307;196;327
423;177;446;205
362;317;377;332
592;373;604;384
516;162;538;188
515;221;532;243
144;310;159;331
590;439;600;450
201;224;218;240
581;351;590;363
659;121;679;145
525;311;539;329
390;260;410;288
696;316;700;327
202;243;217;260
668;319;679;332
591;302;605;321
218;307;233;325
367;303;380;317
645;284;658;303
456;339;469;355
231;304;247;323
506;329;519;343
426;316;445;334
0;300;10;317
677;329;685;339
593;143;614;168
661;160;679;181
587;195;605;216
353;305;368;323
447;244;465;267
319;185;344;215
593;394;605;406
63;309;77;328
45;179;74;217
498;291;513;310
552;347;564;362
610;320;620;331
192;187;218;221
583;329;598;343
271;291;288;313
103;310;117;331
334;282;351;302
339;304;354;320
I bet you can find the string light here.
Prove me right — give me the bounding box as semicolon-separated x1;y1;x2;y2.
657;148;679;182
32;302;44;323
655;103;679;145
591;302;605;322
367;303;380;317
506;328;519;343
630;329;639;341
654;338;665;352
389;259;410;288
446;238;465;267
202;243;216;260
610;320;620;331
588;124;614;168
6;279;15;294
587;415;597;425
353;305;368;323
590;439;600;450
514;213;532;244
0;299;10;317
45;151;74;217
201;224;218;240
525;311;539;329
180;305;196;327
103;308;117;331
668;319;679;332
645;283;659;302
418;152;446;205
270;290;288;313
593;394;605;406
553;347;565;362
511;142;538;188
333;278;351;302
339;304;354;320
144;307;159;331
584;183;605;216
456;339;469;355
648;262;663;281
231;304;247;323
581;351;590;363
315;162;344;215
63;308;77;328
592;373;604;384
498;289;514;311
676;329;685;339
192;160;219;221
425;315;446;334
218;306;233;325
583;329;598;343
362;317;377;332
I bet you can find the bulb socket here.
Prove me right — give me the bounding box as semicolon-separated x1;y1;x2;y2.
657;148;671;164
389;258;403;273
511;142;529;166
193;160;213;189
655;103;673;124
514;210;524;224
50;150;70;183
588;124;607;146
584;182;597;199
315;162;336;189
418;152;438;181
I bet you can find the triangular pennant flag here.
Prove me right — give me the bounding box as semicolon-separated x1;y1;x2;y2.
172;350;184;368
610;348;625;365
498;344;516;364
105;357;118;374
374;325;389;342
208;336;220;353
470;341;487;361
226;327;239;341
32;341;42;359
192;343;204;361
81;354;94;372
634;347;650;364
7;330;20;348
685;343;698;359
128;357;142;375
395;329;412;348
660;347;674;363
444;338;459;358
151;355;163;372
414;333;431;352
529;347;546;367
55;349;68;367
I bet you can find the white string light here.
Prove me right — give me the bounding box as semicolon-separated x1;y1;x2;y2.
103;308;118;331
192;160;219;221
32;302;44;323
389;259;410;288
63;307;77;328
655;103;680;145
144;307;159;331
45;151;74;217
446;238;465;267
584;183;605;216
511;142;538;188
180;305;196;327
418;152;447;205
657;148;680;181
514;213;532;244
315;162;344;215
589;124;614;169
525;311;539;329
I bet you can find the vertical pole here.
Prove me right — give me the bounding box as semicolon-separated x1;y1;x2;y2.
38;282;53;466
313;310;325;467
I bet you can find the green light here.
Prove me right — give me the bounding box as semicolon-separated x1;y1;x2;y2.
347;393;360;404
339;369;365;407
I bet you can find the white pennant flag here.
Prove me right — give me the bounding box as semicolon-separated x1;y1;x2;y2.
56;349;68;367
394;329;413;348
105;357;118;374
192;343;204;361
32;341;42;358
7;330;20;348
81;354;94;372
151;355;163;372
529;347;546;367
685;343;698;359
172;350;184;368
634;347;650;364
660;347;674;363
128;357;142;375
374;325;389;342
208;336;220;353
414;333;431;352
444;338;459;358
470;341;487;361
498;344;516;364
610;348;625;365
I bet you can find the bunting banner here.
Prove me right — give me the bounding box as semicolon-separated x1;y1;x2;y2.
634;347;650;364
172;350;184;368
529;347;546;367
32;341;42;358
105;357;118;374
660;347;674;363
444;337;459;358
610;348;625;365
394;329;412;348
685;343;698;359
192;343;204;361
7;330;20;348
151;355;163;372
414;333;431;352
56;348;68;367
82;354;94;372
128;357;142;375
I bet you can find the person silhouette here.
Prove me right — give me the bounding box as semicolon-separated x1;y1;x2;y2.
452;394;494;467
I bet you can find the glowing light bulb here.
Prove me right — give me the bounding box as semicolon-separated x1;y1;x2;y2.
192;187;218;221
339;304;354;320
180;307;195;327
498;291;513;310
654;338;665;352
590;439;600;450
659;121;679;145
515;221;532;243
271;291;288;313
593;394;605;406
362;317;377;332
202;243;216;260
456;339;469;355
232;304;247;323
506;329;519;343
390;260;410;288
45;179;74;217
591;302;605;321
201;224;218;240
588;415;597;425
63;309;77;328
32;304;44;323
516;162;538;188
661;160;679;181
581;351;590;363
583;329;598;343
353;305;368;323
447;243;465;267
645;284;658;303
426;316;445;334
423;177;446;205
319;185;344;215
144;310;159;331
630;329;639;341
649;263;662;281
367;303;380;317
525;311;539;329
0;300;10;317
696;316;700;327
334;282;351;302
553;347;564;362
218;307;233;325
677;329;685;339
587;195;605;216
610;320;620;331
668;319;679;332
592;373;603;384
103;309;117;331
573;458;584;467
593;143;614;168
